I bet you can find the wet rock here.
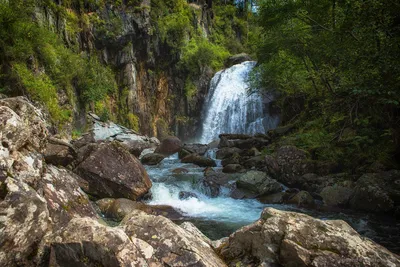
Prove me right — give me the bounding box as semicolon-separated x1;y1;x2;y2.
221;152;241;166
96;198;184;221
203;169;236;197
225;53;252;67
350;170;400;213
223;164;244;173
181;153;216;167
178;148;192;159
42;165;98;226
287;190;315;207
321;184;354;207
121;210;227;267
44;142;75;167
155;136;182;156
220;208;400;267
240;147;261;157
0;178;50;267
258;192;287;204
75;142;152;200
243;155;265;169
179;191;199;200
236;171;283;197
141;153;165;165
216;147;243;159
44;217;161;266
182;143;208;156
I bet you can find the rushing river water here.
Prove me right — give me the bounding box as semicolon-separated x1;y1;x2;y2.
145;153;400;253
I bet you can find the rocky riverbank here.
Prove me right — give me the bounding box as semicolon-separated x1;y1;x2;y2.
1;97;399;266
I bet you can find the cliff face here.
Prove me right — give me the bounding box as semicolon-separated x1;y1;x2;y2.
35;0;213;141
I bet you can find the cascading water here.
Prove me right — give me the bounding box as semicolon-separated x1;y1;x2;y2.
199;61;279;144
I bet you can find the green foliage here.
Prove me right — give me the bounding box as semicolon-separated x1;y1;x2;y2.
13;63;71;126
127;113;140;132
251;0;400;169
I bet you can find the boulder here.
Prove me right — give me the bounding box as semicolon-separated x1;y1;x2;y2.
179;191;199;200
225;53;252;67
350;171;400;213
155;136;182;156
243;155;266;169
216;147;243;159
178;148;192;159
75;142;152;200
181;153;216;167
182;143;208;156
0;177;50;267
321;184;354;207
221;152;241;166
203;169;236;197
140;153;165;165
180;222;212;246
236;171;283;197
0;97;48;152
121;210;227;267
287;190;315;207
223;164;244;173
43;217;161;266
96;198;184;221
44;142;75;166
240;147;261;157
42;165;98;226
220;208;400;267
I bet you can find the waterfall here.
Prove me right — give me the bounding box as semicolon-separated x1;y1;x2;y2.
199;61;279;144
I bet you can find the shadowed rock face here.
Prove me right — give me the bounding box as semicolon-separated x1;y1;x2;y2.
75;142;152;200
121;210;227;267
220;208;400;267
155;136;182;156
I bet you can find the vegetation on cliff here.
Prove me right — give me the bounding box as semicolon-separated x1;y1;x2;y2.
250;0;400;171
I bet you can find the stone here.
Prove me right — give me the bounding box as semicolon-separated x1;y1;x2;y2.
42;165;98;226
155;136;182;156
223;164;244;173
43;217;161;266
0;97;48;153
96;198;184;221
75;142;152;200
320;184;354;207
216;147;243;159
44;142;75;167
0;177;50;267
121;210;227;267
179;191;199;200
287;191;314;207
221;152;241;166
350;171;400;213
182;143;209;156
220;208;400;267
171;168;189;174
181;153;216;167
203;169;236;197
243;155;266;169
225;53;252;67
178;148;192;159
140;153;165;165
236;171;283;197
180;222;212;246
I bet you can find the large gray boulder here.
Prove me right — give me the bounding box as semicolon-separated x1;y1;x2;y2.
141;153;165;165
0;177;50;267
42;165;98;226
43;217;162;266
220;208;400;267
75;142;152;200
236;171;283;197
181;153;216;167
121;210;227;267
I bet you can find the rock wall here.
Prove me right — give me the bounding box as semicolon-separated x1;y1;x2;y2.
35;1;213;141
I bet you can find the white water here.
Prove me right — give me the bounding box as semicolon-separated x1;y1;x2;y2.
199;61;279;144
146;154;265;224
